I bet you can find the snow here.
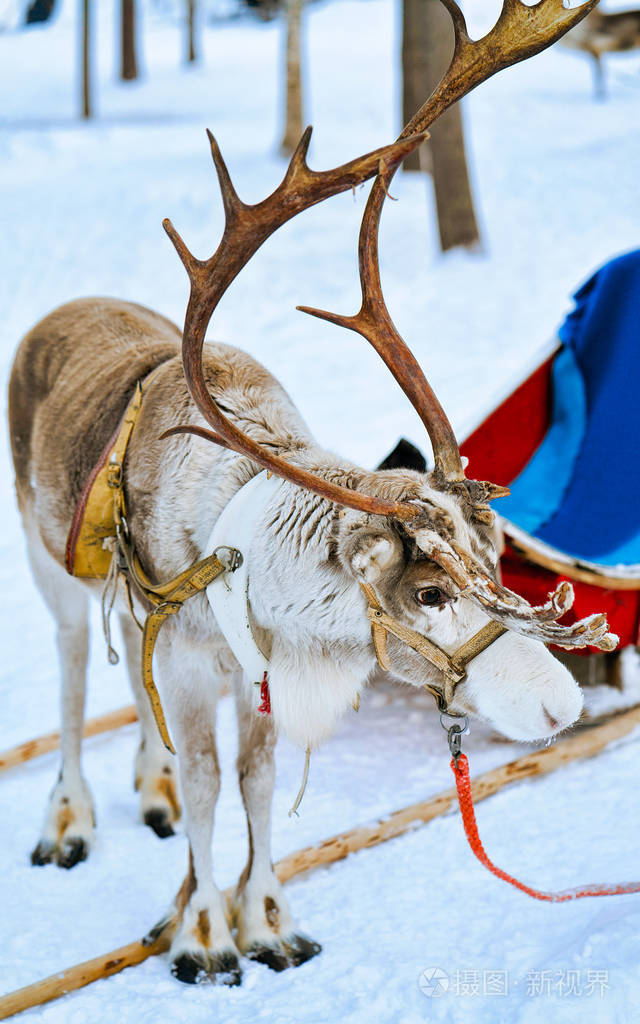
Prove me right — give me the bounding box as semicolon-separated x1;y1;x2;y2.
1;0;640;1020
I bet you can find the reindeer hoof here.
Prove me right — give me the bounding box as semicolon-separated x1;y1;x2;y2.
171;953;207;985
144;808;176;839
31;836;88;869
246;935;322;971
30;840;55;866
246;944;290;972
56;837;89;869
171;950;242;986
282;934;322;967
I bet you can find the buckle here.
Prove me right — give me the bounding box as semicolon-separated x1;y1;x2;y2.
107;459;123;488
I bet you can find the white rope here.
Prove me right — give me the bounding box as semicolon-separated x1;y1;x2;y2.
288;747;311;817
101;538;120;665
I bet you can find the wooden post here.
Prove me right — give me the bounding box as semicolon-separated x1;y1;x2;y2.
401;0;480;250
186;0;197;63
423;0;480;251
401;0;430;172
81;0;91;119
1;705;638;1019
120;0;138;81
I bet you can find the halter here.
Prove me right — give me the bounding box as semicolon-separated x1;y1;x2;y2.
201;474;508;715
360;582;507;711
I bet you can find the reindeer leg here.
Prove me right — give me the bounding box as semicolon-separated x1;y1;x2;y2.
231;676;321;971
153;632;241;986
118;612;181;838
26;530;94;868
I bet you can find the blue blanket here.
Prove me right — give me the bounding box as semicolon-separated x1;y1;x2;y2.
497;249;640;566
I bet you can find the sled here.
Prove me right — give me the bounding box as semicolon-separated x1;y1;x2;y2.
460;249;640;652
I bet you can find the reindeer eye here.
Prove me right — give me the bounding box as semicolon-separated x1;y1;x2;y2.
416;587;446;607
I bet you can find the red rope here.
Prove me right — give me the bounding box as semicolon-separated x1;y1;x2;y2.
451;752;640;902
257;672;271;715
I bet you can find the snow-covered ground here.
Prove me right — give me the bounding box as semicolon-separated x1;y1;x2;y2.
1;1;640;1021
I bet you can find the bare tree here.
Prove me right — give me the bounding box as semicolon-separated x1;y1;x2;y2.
81;0;92;119
186;0;197;63
402;0;480;251
121;0;138;81
280;0;304;155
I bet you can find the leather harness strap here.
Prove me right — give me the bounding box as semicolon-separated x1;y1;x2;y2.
66;369;228;755
111;495;227;756
134;554;227;754
66;379;150;578
449;619;508;676
360;582;507;709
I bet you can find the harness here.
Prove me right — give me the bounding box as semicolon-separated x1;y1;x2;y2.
360;583;507;710
66;373;509;755
66;374;227;754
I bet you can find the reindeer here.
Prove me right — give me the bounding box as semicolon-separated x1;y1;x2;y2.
560;6;640;97
9;0;612;988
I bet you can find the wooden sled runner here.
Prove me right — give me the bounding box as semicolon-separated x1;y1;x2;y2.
1;704;639;1021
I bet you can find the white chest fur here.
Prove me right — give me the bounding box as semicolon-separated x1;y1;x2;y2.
205;472;370;749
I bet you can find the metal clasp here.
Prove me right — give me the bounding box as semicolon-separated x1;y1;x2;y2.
213;546;243;590
214;546;243;571
440;710;469;762
107;458;123;489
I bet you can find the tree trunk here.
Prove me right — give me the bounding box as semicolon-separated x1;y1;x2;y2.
81;0;91;119
280;0;304;156
121;0;138;81
186;0;197;63
402;0;480;251
401;0;430;172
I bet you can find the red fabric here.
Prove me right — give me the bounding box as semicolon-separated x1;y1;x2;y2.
451;753;640;902
461;358;554;487
258;673;271;715
460;359;640;649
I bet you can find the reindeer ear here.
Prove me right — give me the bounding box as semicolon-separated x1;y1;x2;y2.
344;528;403;583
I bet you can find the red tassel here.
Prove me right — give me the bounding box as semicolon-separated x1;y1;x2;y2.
258;672;271;715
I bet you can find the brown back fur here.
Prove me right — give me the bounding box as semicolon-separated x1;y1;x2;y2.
8;297;313;574
9;298;181;514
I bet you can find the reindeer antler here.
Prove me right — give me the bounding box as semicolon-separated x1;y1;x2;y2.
167;0;597;505
413;529;619;653
300;0;599;487
163;0;612;652
162;128;429;521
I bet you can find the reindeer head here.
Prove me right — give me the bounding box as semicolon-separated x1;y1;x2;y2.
332;462;616;741
162;0;614;743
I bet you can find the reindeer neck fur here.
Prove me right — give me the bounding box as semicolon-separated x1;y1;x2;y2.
228;456;485;750
244;472;374;750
